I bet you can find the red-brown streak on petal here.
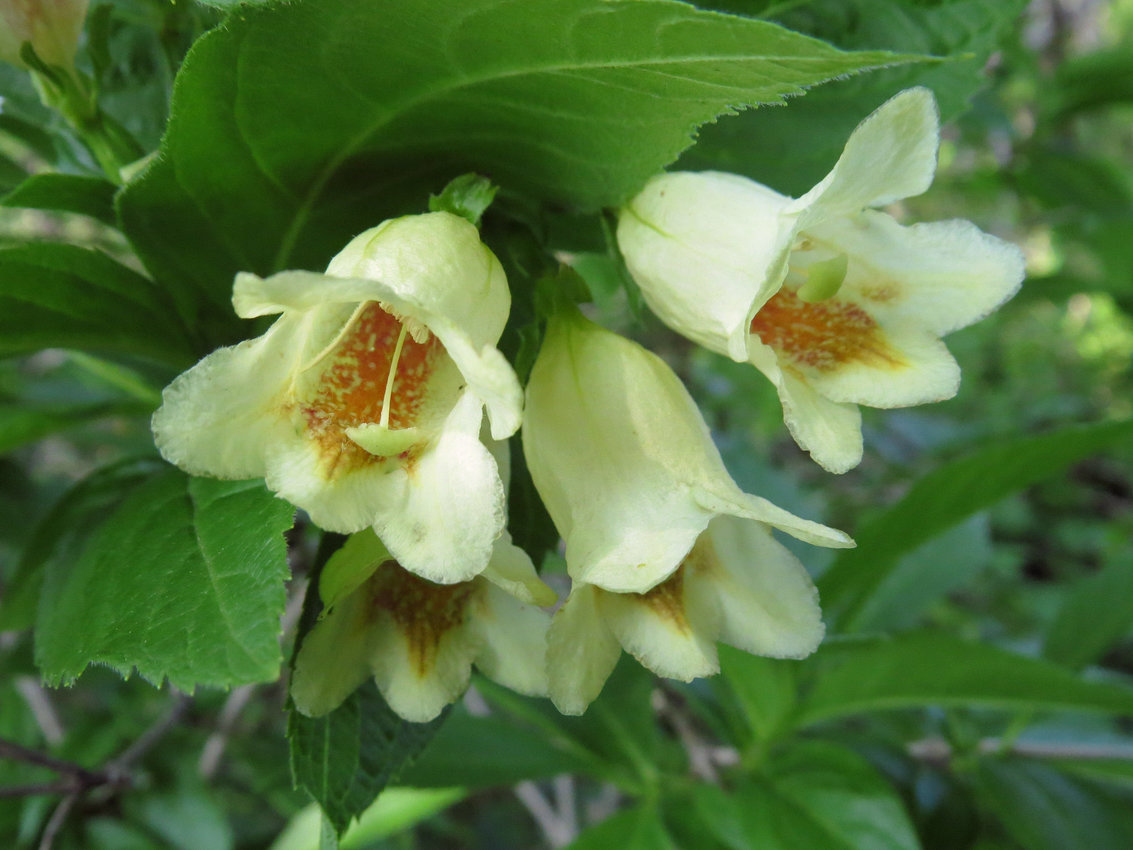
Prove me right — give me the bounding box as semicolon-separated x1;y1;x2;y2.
750;289;906;372
638;566;691;634
368;564;476;678
301;302;441;477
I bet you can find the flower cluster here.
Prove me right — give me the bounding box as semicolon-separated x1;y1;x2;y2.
153;88;1024;720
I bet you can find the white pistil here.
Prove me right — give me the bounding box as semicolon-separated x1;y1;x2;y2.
379;323;409;429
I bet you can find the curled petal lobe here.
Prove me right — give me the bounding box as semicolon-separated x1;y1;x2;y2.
792;86;940;225
547;584;621;716
810;212;1026;338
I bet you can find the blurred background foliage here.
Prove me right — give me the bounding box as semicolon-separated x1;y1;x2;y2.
1;0;1132;848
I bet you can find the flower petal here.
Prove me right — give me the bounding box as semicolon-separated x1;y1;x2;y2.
699;516;824;659
366;568;480;723
468;582;551;697
327;213;513;353
815;211;1026;338
290;585;376;717
151;313;304;480
523;313;722;593
318;531;390;610
764;356;864;475
792;87;940;226
371;619;478;723
367;391;505;583
803;321;961;408
695;484;853;549
436;334;523;440
546;584;622;715
480;534;558;607
598;571;720;681
233;270;386;318
618;171;794;362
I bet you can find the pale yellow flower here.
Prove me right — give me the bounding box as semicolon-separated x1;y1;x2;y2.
618;88;1025;473
522;307;850;713
548;515;824;715
152;212;522;583
291;530;556;723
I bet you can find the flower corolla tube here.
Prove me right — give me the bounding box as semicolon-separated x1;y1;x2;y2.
152;212;523;584
290;529;556;723
617;87;1026;473
521;306;852;713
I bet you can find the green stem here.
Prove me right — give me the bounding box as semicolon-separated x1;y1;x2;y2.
23;44;142;183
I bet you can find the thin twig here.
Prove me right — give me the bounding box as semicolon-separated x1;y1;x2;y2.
15;678;64;745
37;792;78;850
0;781;79;799
909;736;1133;767
111;693;190;771
0;738;97;781
515;780;576;848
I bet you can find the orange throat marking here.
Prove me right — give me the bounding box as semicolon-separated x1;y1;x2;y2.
301;303;441;477
639;567;691;633
366;565;475;678
750;288;905;372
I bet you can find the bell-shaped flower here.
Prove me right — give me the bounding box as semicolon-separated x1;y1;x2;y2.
547;515;823;714
152;212;523;583
617;87;1025;473
0;0;87;69
290;529;556;723
522;304;851;599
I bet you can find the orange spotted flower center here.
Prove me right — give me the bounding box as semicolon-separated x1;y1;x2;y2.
750;288;904;372
303;302;443;475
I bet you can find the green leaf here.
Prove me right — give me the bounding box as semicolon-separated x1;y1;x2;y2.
717;645;798;745
131;790;235;850
35;468;295;689
0;114;57;162
975;758;1133;850
480;656;661;786
565;805;677;850
845;515;992;633
288;681;447;836
730;741;919;850
0;153;28;191
271;788;465;850
2;174;118;226
0;399;147;455
795;631;1133;728
400;709;590;787
428;173;497;227
1045;553;1133;670
0;243;196;365
118;0;910;332
0;457;161;632
1050;44;1133;118
819;420;1133;632
682;0;1027;195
